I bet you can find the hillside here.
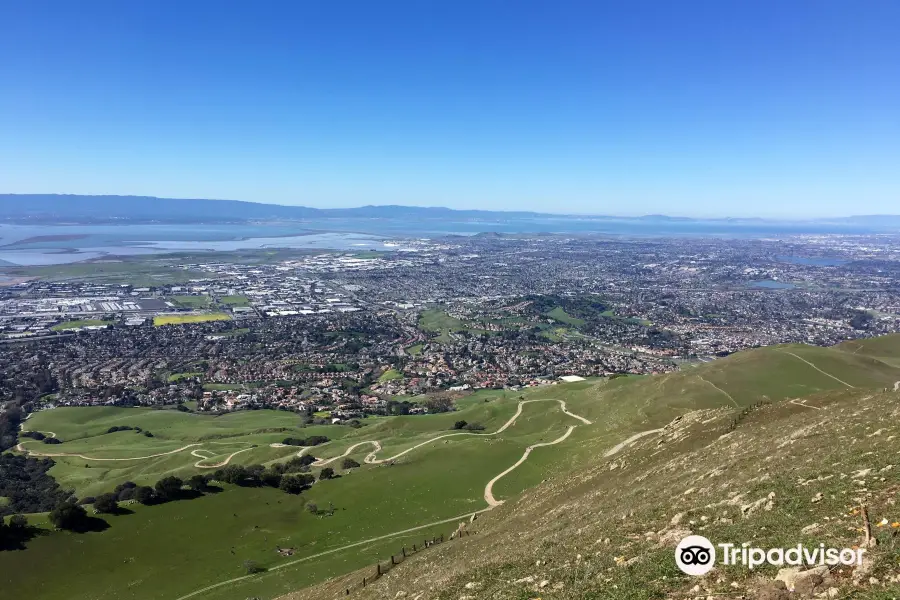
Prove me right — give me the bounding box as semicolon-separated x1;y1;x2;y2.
3;337;900;600
277;341;900;600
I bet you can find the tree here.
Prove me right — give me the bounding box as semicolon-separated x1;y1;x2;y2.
154;476;183;500
318;467;336;481
93;493;119;514
187;474;208;492
48;503;88;530
279;475;308;494
341;458;360;470
261;470;283;488
453;420;468;430
115;481;137;501
134;486;156;505
306;502;318;514
8;514;27;530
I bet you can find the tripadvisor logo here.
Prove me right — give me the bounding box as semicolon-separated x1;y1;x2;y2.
676;535;716;576
675;535;867;576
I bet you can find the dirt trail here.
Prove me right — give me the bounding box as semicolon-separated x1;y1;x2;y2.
172;400;672;600
18;442;202;461
18;434;254;467
313;399;592;467
602;428;664;457
483;425;576;506
778;350;856;388
194;447;255;469
894;380;899;392
172;510;487;600
790;398;822;410
698;376;739;407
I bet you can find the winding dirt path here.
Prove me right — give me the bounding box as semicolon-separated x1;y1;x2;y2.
17;442;203;461
172;400;672;600
312;399;592;468
194;447;255;469
778;350;856;388
483;425;576;506
17;434;255;468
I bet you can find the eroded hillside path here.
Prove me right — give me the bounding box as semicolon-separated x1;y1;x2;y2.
778;350;856;388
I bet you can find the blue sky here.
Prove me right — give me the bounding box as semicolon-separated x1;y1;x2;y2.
1;1;898;217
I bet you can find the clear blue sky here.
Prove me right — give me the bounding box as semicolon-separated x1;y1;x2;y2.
1;1;898;217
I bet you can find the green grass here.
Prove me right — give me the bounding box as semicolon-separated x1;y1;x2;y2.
406;343;424;356
50;319;113;331
378;369;403;382
202;383;242;391
0;260;212;286
545;306;585;326
219;295;250;306
7;336;900;600
170;295;211;308
168;372;202;382
418;308;487;344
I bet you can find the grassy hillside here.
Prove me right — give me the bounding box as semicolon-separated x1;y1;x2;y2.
284;384;900;600
3;336;900;600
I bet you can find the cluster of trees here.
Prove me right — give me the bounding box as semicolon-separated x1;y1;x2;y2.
452;420;485;431
211;455;320;493
281;435;329;447
0;454;71;516
0;514;30;549
106;425;140;433
19;430;63;443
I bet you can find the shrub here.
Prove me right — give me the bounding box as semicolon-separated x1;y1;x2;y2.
93;493;119;514
48;502;88;530
244;560;264;574
453;420;468;430
318;467;336;481
341;458;360;470
8;514;27;530
134;486;156;505
154;476;183;500
279;474;313;494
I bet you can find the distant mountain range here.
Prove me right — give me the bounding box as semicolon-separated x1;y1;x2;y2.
2;194;900;231
0;194;547;223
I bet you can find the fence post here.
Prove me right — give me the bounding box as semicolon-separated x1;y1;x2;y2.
391;555;396;565
402;547;406;557
413;543;417;552
377;563;382;576
363;577;366;587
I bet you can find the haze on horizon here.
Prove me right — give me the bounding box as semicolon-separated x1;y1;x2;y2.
1;1;898;219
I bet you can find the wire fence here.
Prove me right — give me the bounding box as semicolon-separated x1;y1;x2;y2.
342;528;476;595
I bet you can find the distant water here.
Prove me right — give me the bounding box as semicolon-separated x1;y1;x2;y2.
0;224;408;266
0;218;886;266
749;279;796;289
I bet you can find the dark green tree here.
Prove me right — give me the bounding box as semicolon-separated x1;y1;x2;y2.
93;493;119;514
48;503;88;530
